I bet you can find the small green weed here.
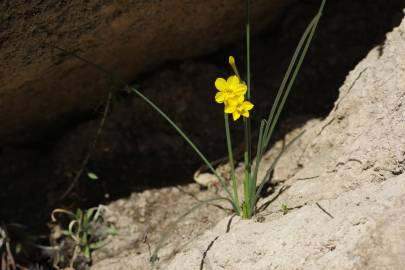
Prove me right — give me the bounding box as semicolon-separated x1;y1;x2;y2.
281;203;289;215
51;205;117;268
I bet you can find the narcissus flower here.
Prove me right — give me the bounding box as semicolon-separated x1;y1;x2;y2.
214;58;254;121
225;100;254;121
214;75;254;121
214;75;247;104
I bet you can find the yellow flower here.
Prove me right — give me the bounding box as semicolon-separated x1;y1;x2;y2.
225;100;254;121
214;75;247;104
214;74;253;121
224;97;241;113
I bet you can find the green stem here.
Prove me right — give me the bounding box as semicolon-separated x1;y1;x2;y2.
242;153;251;219
246;0;251;101
242;0;253;219
243;119;251;174
245;0;252;164
224;114;241;214
256;131;305;198
133;88;237;210
230;64;241;79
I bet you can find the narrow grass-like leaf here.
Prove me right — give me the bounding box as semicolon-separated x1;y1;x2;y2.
44;44;237;211
251;0;325;212
262;17;316;144
51;209;76;222
249;119;266;210
263;0;325;150
85;208;98;226
241;0;253;219
255;130;305;199
84;245;91;259
132;88;236;209
89;239;110;250
68;220;80;243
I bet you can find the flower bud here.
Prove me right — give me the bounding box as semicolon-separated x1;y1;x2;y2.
228;56;236;66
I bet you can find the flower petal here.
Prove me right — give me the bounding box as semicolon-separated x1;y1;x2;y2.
225;102;236;113
242;101;254;110
237;95;245;103
215;92;225;103
234;84;247;96
227;97;240;107
215;78;227;91
227;75;240;87
241;111;250;118
232;111;241;121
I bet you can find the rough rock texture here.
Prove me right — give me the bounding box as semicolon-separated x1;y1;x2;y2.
165;9;405;270
0;0;288;143
2;0;403;230
90;184;230;267
167;175;405;270
91;8;405;270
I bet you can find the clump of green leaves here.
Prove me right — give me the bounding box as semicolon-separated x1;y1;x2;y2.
51;205;117;267
281;203;289;215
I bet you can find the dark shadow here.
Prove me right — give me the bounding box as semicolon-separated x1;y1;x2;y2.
257;185;291;213
0;0;404;238
199;236;219;270
225;214;237;233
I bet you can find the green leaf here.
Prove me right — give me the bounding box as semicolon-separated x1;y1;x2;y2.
75;208;83;219
89;239;109;250
87;172;99;180
281;203;289;215
106;226;118;236
83;245;91;258
61;230;70;236
15;243;22;254
85;208;97;224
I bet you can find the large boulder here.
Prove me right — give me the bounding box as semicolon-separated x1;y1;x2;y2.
91;7;405;270
0;0;289;144
165;8;405;270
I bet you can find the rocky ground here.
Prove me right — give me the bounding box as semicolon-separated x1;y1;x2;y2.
91;8;405;269
1;0;405;269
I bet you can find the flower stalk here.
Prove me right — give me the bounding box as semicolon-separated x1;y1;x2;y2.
224;113;241;215
214;0;326;219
